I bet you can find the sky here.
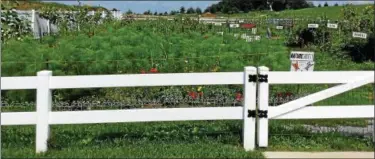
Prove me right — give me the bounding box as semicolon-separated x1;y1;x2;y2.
52;1;374;13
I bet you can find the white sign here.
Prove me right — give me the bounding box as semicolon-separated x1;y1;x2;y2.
327;23;338;29
255;36;261;41
352;32;367;39
290;51;314;61
217;32;224;36
241;33;247;39
214;22;222;26
290;51;314;72
230;24;239;28
308;24;319;28
252;28;257;34
239;20;244;23
276;26;283;29
290;60;315;72
246;36;253;42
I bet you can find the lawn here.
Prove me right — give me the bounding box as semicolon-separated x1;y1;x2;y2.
2;121;374;158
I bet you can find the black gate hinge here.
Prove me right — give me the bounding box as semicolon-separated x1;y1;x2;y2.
248;75;257;82
258;74;268;83
258;110;268;118
248;110;256;118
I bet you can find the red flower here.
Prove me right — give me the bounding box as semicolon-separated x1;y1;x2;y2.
236;93;242;101
189;91;197;99
285;92;293;97
150;68;158;73
198;92;204;98
277;93;283;97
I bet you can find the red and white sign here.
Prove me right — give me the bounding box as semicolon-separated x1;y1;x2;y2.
290;51;314;72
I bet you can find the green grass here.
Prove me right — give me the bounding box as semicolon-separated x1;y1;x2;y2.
2;121;373;158
267;134;374;151
273;119;370;128
2;121;263;158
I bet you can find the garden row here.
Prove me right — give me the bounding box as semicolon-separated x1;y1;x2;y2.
1;4;373;104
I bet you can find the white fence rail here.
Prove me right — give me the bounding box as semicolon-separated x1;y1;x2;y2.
1;66;374;153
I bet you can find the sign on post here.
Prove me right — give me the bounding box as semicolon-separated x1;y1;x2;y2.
276;26;283;30
327;23;338;29
230;24;240;28
290;51;315;72
255;36;261;41
214;22;222;26
352;32;367;39
308;24;319;28
252;28;257;34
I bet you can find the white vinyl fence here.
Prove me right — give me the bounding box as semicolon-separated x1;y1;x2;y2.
1;66;374;153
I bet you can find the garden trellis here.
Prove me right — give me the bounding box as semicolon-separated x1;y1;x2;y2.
1;9;123;39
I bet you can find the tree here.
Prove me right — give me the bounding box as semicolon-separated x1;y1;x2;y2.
267;0;274;11
195;7;202;14
126;9;133;15
154;11;158;15
143;10;151;15
164;11;168;15
288;0;309;9
324;2;329;7
307;2;315;8
158;12;163;16
231;7;240;13
221;6;230;13
273;0;286;11
170;10;177;15
318;4;321;7
186;7;195;14
204;7;210;13
334;3;339;6
204;0;309;13
180;6;185;14
209;5;218;13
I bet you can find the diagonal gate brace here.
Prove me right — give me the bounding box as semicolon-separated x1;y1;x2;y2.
270;75;374;119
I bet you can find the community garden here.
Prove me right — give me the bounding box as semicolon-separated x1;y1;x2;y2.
1;2;374;158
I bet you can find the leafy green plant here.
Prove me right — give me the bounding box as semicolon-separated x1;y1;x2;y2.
1;4;32;42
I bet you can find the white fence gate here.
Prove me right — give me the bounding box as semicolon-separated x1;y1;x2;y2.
256;66;374;147
1;66;374;153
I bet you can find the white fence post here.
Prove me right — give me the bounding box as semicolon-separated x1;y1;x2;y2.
47;20;50;35
243;66;257;151
31;9;35;35
36;70;52;153
257;66;269;147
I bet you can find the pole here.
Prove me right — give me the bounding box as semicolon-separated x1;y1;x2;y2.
0;0;3;158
